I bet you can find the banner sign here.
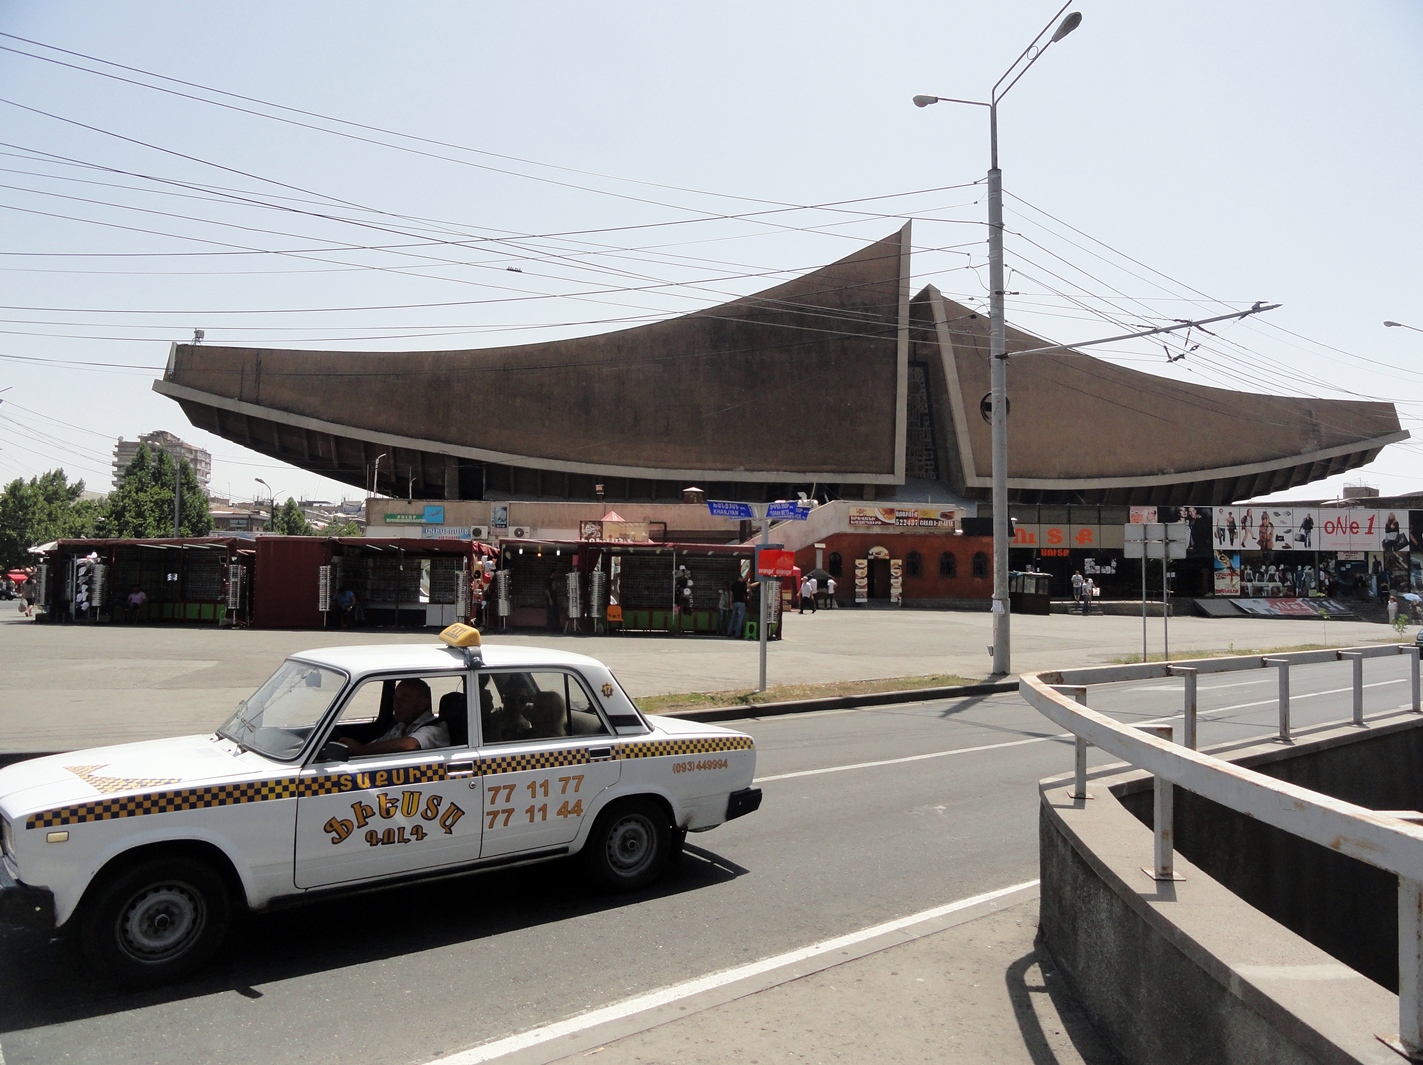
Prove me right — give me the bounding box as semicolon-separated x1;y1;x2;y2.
383;513;424;525
755;548;796;578
422;505;445;524
1234;598;1352;618
847;506;956;529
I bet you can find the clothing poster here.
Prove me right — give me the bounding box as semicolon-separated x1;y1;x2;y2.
1214;507;1246;550
1213;552;1240;595
1263;509;1296;552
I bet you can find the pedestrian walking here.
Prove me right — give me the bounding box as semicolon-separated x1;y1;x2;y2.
799;575;817;613
1071;571;1083;613
1388;594;1399;626
825;576;837;608
717;580;731;635
1082;577;1094;616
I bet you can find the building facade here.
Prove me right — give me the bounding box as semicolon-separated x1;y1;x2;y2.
112;430;212;493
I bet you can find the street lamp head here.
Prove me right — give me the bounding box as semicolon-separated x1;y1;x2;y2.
1385;321;1402;328
912;95;939;108
1050;11;1083;42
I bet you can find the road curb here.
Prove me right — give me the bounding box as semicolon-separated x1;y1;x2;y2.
0;683;1021;762
663;679;1020;723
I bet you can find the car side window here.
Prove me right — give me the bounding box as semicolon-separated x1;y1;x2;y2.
319;674;465;759
479;670;609;745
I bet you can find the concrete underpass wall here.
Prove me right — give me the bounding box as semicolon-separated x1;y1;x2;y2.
1038;718;1423;1065
1116;720;1423;991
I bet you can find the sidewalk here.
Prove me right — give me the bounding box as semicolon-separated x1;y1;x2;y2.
441;889;1122;1065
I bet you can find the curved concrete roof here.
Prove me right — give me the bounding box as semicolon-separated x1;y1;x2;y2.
156;226;1405;505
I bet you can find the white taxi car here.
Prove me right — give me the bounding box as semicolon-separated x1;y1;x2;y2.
0;626;760;984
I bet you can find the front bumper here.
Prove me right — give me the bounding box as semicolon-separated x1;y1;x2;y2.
725;787;763;822
0;860;56;931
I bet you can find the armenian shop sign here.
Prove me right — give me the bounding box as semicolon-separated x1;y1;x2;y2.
847;507;956;529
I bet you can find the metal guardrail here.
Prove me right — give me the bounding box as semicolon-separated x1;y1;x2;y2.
1021;644;1423;1056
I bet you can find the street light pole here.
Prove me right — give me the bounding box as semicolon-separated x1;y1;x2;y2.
915;4;1082;676
1385;320;1423;334
254;477;272;531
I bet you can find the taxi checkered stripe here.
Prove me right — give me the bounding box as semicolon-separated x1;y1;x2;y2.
478;748;589;775
616;736;754;760
27;777;303;829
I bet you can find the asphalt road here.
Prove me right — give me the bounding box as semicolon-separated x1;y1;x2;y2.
0;653;1414;1065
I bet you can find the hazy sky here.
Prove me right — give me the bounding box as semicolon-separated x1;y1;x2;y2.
0;1;1419;505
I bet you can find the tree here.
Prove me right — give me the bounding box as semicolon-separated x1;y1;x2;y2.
0;469;101;569
105;443;212;538
270;497;315;535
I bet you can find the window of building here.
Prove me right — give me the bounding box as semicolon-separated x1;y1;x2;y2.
828;552;843;578
971;552;989;578
939;552;957;578
905;551;922;578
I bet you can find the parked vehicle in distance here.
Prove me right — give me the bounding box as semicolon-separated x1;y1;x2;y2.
0;625;761;984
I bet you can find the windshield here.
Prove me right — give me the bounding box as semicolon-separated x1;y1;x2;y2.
218;659;347;761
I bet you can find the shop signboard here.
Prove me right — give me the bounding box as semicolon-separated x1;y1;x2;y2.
1129;507;1157;524
422;505;445;524
420;526;471;540
383;513;424;525
1012;524;1103;550
1318;509;1383;552
847;506;956;529
755;548;795;579
854;558;868;603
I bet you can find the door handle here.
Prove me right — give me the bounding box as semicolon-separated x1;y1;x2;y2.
588;747;613;762
447;760;476;778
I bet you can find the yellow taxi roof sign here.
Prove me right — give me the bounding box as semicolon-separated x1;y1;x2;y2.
438;623;482;648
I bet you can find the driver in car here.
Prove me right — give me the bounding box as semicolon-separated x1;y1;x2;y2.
334;678;448;756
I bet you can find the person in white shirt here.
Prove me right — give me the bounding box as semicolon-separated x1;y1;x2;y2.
799;575;817;614
335;679;448;756
825;576;837;608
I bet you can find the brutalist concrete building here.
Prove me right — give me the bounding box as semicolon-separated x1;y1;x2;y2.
154;225;1405;507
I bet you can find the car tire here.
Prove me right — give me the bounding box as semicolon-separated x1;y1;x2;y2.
584;799;671;892
81;856;231;986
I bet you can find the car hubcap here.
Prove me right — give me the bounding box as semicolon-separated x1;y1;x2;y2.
606;815;654;876
119;884;204;961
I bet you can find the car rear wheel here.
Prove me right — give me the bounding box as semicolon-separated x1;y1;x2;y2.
81;856;231;986
584;799;671;891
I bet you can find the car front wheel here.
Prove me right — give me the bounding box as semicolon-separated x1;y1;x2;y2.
584;799;671;891
81;856;231;986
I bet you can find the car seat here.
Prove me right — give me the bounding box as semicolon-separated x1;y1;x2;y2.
438;691;468;747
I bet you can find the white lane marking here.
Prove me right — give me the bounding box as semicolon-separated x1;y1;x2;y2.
753;678;1409;784
429;879;1039;1064
756;733;1060;783
1127;678;1268;692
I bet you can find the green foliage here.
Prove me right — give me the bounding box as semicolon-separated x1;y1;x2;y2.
271;497;315;535
105;443;212;539
0;469;100;569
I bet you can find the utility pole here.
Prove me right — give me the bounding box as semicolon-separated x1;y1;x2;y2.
173;464;182;538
